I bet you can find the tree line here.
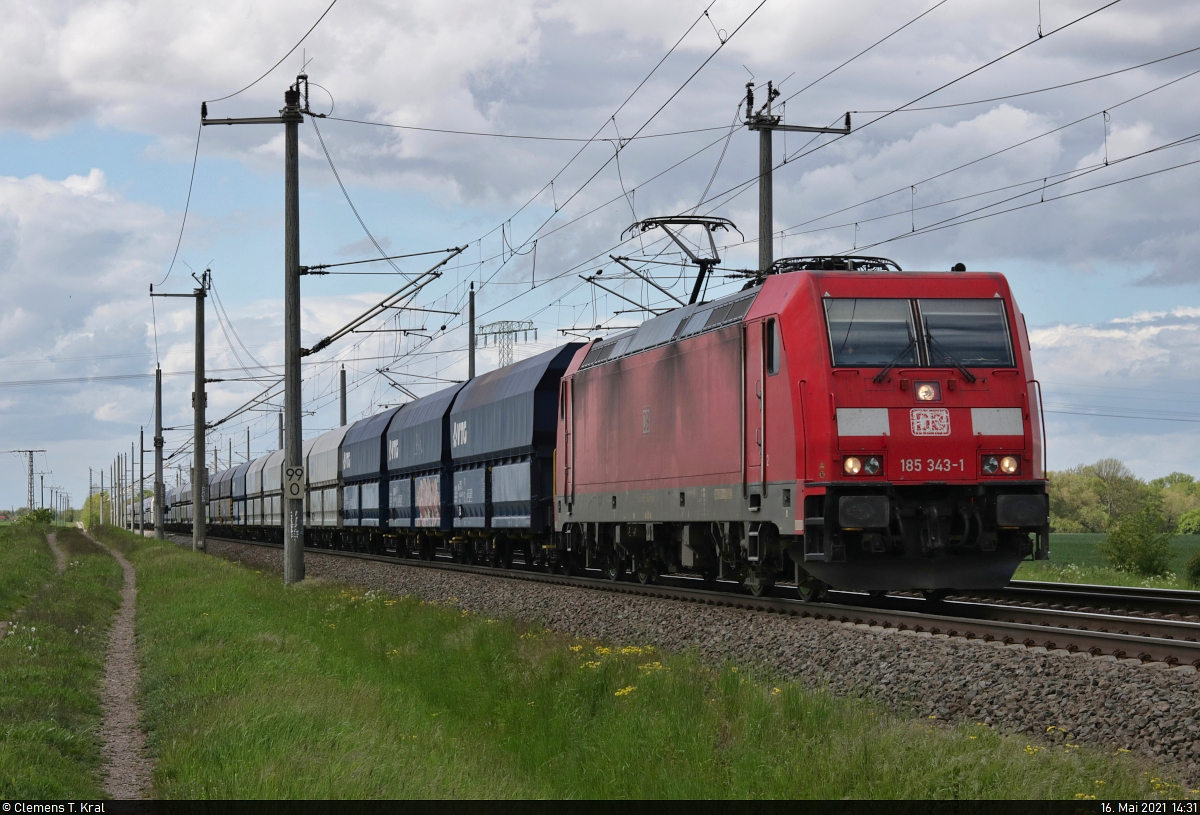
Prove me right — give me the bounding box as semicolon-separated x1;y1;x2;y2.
1050;459;1200;579
1049;458;1200;535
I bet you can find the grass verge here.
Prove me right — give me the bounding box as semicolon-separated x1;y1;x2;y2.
0;524;55;621
99;527;1183;800
1014;534;1200;589
0;526;123;798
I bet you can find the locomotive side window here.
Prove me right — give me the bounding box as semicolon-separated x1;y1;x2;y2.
918;299;1014;367
825;299;918;367
766;318;781;376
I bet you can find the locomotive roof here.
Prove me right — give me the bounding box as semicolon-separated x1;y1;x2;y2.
578;285;760;371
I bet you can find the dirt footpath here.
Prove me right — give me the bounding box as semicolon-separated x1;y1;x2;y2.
86;528;153;799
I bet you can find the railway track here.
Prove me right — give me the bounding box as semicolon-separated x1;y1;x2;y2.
957;581;1200;620
175;533;1200;669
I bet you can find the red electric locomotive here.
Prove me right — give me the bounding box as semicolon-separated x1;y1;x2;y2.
554;256;1049;598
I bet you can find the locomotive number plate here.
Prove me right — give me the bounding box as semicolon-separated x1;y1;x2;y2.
910;408;951;436
901;458;965;474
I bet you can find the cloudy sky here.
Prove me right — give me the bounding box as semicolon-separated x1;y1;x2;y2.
1;0;1198;510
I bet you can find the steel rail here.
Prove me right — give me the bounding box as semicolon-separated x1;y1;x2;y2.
956;580;1200;619
180;534;1200;668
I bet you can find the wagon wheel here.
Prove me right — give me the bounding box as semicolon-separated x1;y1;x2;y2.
699;569;718;588
747;578;773;598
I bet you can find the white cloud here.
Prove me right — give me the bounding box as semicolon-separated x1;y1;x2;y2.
1030;308;1200;477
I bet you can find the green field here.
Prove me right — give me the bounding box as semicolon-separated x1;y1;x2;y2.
72;525;1184;800
0;526;123;798
0;524;55;620
1014;533;1200;588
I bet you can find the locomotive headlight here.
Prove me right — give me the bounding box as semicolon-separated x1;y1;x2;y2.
999;455;1019;475
982;455;999;475
914;381;942;402
843;456;862;475
863;456;881;475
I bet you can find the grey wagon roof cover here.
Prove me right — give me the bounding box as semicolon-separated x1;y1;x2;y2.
386;382;466;473
449;343;582;463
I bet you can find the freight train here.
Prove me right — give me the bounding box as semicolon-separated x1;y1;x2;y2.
152;256;1049;599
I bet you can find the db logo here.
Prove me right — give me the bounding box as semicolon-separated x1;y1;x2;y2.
910;408;951;436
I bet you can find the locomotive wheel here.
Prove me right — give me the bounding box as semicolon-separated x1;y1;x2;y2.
559;553;577;577
603;555;625;582
796;577;827;603
922;589;951;602
700;570;718;588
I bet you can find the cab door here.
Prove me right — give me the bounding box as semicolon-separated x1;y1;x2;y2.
561;378;575;511
747;315;798;504
744;319;766;497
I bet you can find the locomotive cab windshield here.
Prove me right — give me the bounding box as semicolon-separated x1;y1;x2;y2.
825;298;1014;369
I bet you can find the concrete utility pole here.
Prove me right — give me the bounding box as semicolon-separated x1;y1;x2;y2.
468;282;476;380
203;77;306;582
139;427;145;535
194;274;207;551
154;367;165;539
152;267;209;550
281;82;305;585
744;81;850;272
339;367;347;426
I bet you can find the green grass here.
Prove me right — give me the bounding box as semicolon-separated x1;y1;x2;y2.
87;527;1181;800
1014;534;1200;588
0;526;124;798
0;525;55;620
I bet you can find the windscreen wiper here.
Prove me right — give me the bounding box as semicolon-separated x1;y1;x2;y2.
925;332;977;383
872;337;917;384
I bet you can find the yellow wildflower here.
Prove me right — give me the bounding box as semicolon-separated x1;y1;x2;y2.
614;686;636;697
